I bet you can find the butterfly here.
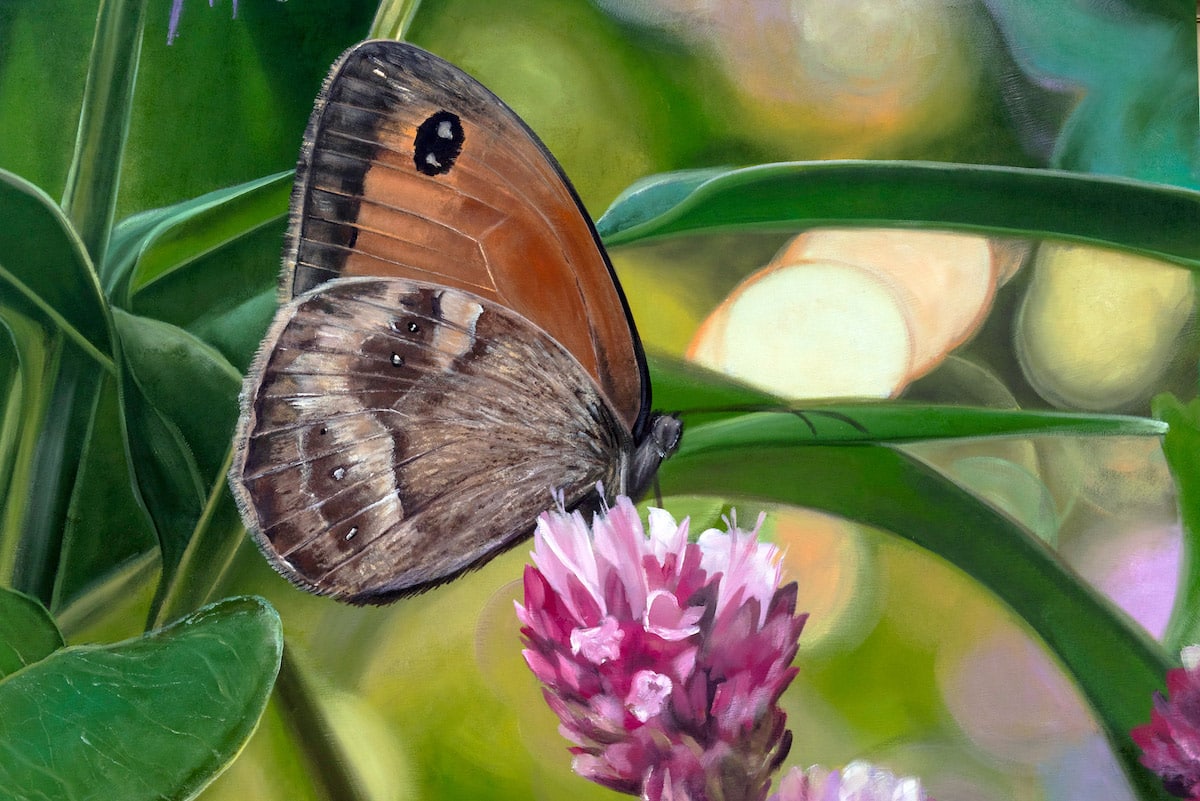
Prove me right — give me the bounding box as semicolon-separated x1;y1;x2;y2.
228;40;682;605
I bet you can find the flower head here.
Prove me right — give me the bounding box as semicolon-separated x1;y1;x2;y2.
769;762;931;801
516;497;806;801
1132;646;1200;799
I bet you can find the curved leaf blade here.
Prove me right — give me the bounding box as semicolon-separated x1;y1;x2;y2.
597;161;1200;270
0;587;63;679
105;171;292;302
657;428;1173;799
112;310;241;612
1154;393;1200;652
0;169;112;366
651;355;1167;442
0;596;282;801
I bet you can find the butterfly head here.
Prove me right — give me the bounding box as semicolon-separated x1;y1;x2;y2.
626;413;682;500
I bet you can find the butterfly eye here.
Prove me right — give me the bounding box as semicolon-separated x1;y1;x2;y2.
413;110;464;176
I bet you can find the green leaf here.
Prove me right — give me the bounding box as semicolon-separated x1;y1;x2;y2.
1154;393;1200;652
0;299;104;605
595;167;727;237
106;171;292;303
0;596;282;801
151;453;247;630
650;355;1168;441
679;407;1166;448
52;374;157;613
596;161;1200;271
657;425;1174;800
114;310;240;482
112;310;241;615
0;587;63;679
0;169;113;369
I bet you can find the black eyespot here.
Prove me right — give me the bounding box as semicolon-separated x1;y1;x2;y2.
413;110;464;176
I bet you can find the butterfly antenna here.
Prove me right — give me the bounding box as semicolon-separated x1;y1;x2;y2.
674;403;869;437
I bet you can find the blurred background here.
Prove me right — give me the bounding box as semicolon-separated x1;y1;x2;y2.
3;0;1196;799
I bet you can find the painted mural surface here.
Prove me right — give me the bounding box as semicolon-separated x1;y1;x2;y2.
0;2;1198;800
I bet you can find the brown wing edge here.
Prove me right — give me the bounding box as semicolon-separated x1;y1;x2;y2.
280;39;655;441
227;299;330;599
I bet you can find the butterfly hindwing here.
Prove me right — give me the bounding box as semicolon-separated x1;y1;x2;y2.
285;40;648;433
231;277;630;603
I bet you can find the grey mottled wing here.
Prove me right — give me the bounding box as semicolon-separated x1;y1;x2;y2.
229;277;631;603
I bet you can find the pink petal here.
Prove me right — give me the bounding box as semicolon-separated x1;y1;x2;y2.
572;616;625;663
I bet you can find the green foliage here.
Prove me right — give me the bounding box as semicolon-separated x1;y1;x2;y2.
0;1;1195;800
0;595;282;801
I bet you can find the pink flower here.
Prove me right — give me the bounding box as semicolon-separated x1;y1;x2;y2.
516;497;807;801
769;763;930;801
1132;646;1200;799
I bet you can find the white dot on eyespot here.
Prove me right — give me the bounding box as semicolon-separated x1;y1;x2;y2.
391;353;403;366
345;526;358;541
437;120;454;139
332;467;346;481
425;153;441;167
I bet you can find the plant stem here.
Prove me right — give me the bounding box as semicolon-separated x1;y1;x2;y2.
61;0;148;263
274;645;374;801
369;0;422;40
150;447;244;629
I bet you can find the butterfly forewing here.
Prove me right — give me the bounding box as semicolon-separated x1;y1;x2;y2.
232;278;631;602
285;40;648;433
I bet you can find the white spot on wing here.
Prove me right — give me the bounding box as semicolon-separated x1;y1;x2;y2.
437;120;454;139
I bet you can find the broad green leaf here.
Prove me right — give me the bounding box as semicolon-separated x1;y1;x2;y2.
0;595;283;801
1154;393;1200;652
596;161;1200;271
52;374;157;613
114;310;240;481
187;288;278;375
112;310;241;613
657;430;1174;800
0;169;113;367
106;171;292;303
108;173;290;371
128;221;283;373
0;587;63;679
